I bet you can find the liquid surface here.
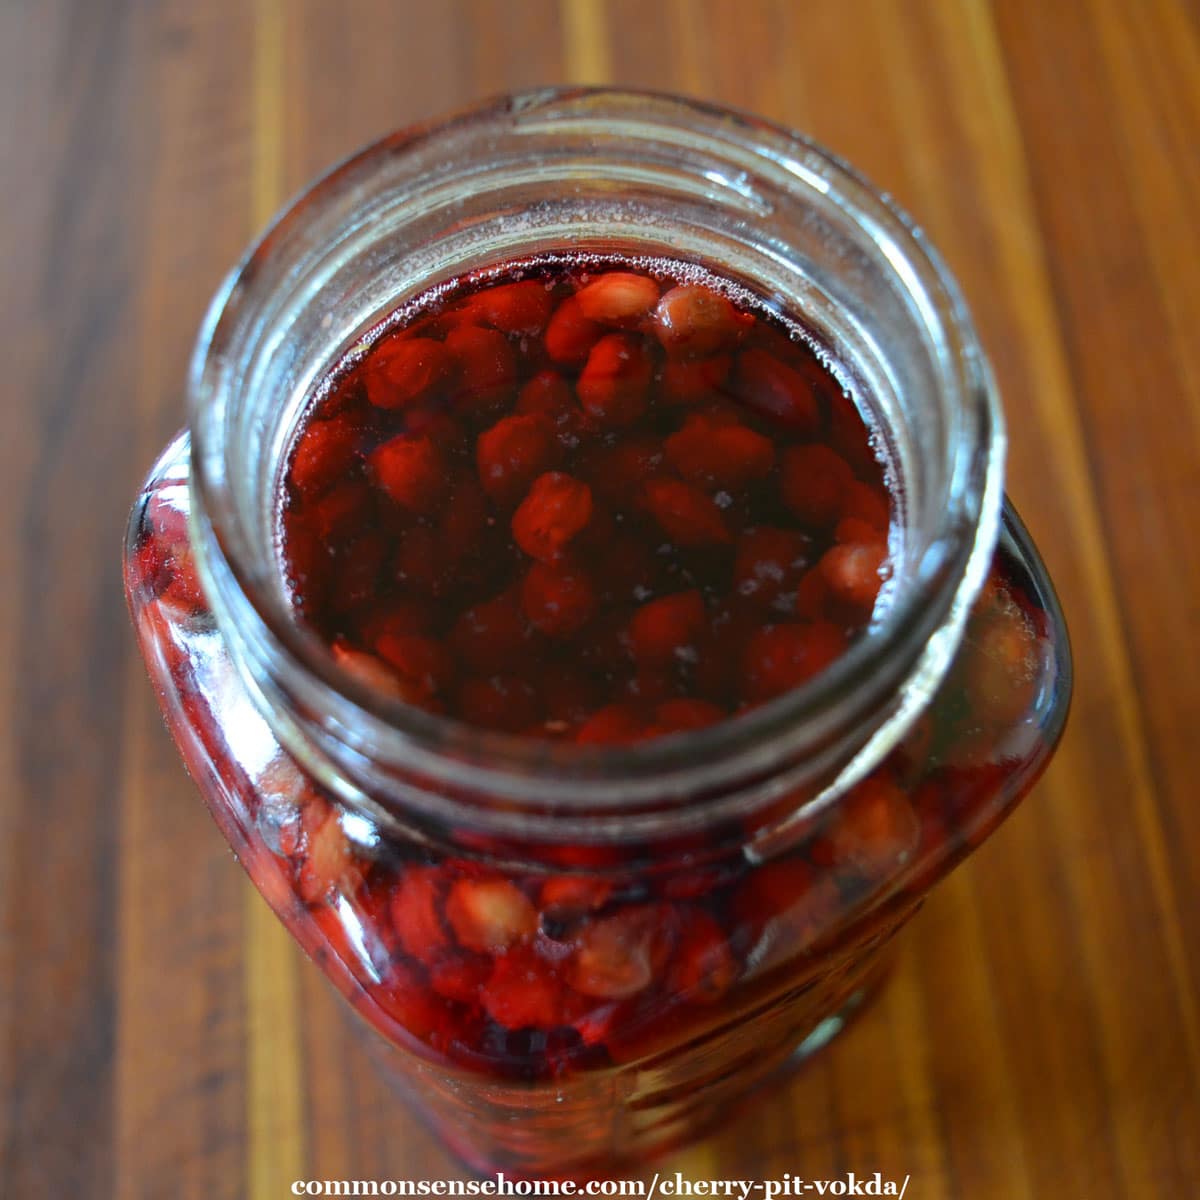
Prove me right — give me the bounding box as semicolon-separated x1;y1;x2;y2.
279;257;895;739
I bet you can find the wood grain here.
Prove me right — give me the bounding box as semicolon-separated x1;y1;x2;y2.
2;1;1198;1196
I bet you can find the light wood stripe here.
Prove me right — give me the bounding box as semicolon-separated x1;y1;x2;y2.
246;905;308;1198
252;0;287;231
561;0;611;84
669;0;707;97
247;2;308;1197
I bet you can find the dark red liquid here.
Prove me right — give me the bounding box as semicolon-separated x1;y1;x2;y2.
279;257;895;740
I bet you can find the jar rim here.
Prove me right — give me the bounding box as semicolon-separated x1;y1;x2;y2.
187;86;1004;817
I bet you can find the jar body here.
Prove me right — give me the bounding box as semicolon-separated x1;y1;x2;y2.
125;431;1067;1175
129;91;1072;1174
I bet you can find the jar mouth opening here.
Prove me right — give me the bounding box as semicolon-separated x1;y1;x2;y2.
188;87;1004;803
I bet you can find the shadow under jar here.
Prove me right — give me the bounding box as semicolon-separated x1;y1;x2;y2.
124;90;1071;1177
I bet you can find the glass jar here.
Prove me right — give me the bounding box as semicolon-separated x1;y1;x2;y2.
124;89;1070;1176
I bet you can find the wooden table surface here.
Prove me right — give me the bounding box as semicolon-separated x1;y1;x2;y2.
3;1;1199;1196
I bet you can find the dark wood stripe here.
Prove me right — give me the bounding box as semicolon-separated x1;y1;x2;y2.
3;2;142;1196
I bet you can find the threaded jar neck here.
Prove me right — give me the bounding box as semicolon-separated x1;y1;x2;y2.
187;88;1003;861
